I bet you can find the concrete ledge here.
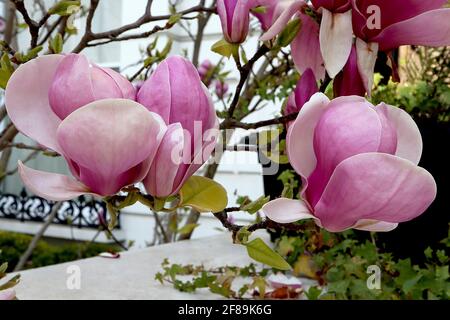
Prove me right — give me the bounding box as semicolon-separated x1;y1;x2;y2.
12;233;270;300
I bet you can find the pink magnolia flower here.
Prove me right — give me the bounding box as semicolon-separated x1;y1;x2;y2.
261;0;353;79
333;44;366;97
262;93;437;232
217;0;250;43
215;80;229;99
197;59;214;86
352;0;450;94
5;54;166;201
137;56;219;198
260;0;325;80
284;68;318;118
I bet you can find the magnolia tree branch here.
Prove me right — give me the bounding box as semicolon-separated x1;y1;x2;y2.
71;1;216;53
10;0;51;47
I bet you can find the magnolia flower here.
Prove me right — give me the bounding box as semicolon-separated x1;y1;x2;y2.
262;93;437;232
5;54;165;200
284;68;318;118
352;0;450;94
333;44;366;97
217;0;250;43
197;59;214;86
261;0;353;78
215;80;229;99
259;1;326;80
137;56;219;198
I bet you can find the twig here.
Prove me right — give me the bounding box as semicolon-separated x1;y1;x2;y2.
220;112;298;130
153;211;170;243
227;44;271;118
72;3;216;53
10;0;51;48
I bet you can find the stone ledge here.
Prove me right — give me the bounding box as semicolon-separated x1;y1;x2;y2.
11;232;271;300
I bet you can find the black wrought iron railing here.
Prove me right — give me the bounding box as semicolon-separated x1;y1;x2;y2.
0;189;119;229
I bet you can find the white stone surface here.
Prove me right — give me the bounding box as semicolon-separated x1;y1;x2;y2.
12;233;273;300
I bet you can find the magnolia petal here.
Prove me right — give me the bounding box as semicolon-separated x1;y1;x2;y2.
250;0;277;30
352;219;399;232
287;92;330;179
138;56;216;139
319;9;353;78
57;99;165;196
49;54;104;119
102;67;136;100
334;44;366;97
373;9;450;51
306;97;382;207
295;68;319;108
376;103;423;164
144;123;185;197
356;38;379;96
314;153;437;232
217;0;229;39
5;54;64;153
18;161;94;201
231;0;250;43
171;119;220;194
260;0;304;41
291;13;326;81
267;273;302;289
261;198;318;224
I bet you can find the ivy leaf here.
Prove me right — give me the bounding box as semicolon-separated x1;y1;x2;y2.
245;238;292;271
211;39;239;58
179;176;228;213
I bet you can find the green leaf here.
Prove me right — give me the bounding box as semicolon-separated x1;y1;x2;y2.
23;46;43;62
211;39;239;59
0;53;14;89
0;262;7;275
245;238;292;271
305;286;323;300
241;195;270;214
158;38;173;59
177;223;199;236
49;33;63;54
0;274;20;290
179;176;228;213
49;1;81;16
106;201;119;230
275;18;301;48
144;56;158;67
168;13;182;25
